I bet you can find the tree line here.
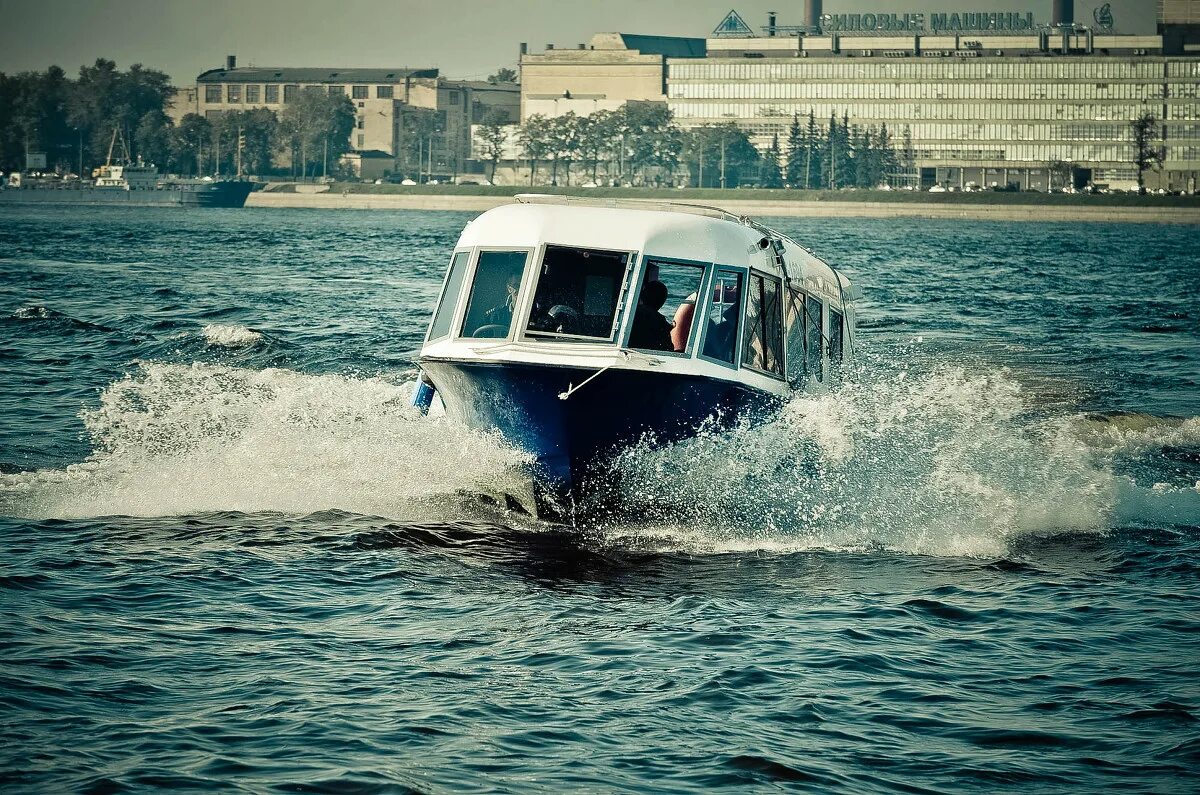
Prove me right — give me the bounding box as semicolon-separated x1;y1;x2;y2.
477;104;915;189
0;61;355;178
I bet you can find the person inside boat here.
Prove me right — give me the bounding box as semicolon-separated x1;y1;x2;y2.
481;273;521;330
671;296;696;352
628;280;674;352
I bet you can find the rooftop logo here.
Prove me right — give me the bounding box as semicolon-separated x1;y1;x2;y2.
1093;3;1114;31
713;9;754;36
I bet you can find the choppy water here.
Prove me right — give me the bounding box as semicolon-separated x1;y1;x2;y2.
1;205;1198;793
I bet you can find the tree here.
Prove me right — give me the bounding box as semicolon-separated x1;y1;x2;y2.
546;112;579;185
475;107;511;184
1047;159;1072;192
761;133;783;188
877;123;899;187
784;114;804;188
134;110;171;168
171;113;211;175
519;114;552;185
209;108;277;177
900;125;916;188
487;68;518;84
277;86;354;179
396;107;442;181
574;111;602;183
623;102;678;184
1130;112;1163;194
681;122;759;188
804;110;823;190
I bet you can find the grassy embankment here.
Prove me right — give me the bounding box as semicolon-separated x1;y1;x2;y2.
263;181;1200;208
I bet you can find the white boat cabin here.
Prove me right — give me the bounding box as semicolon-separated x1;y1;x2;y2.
421;195;856;394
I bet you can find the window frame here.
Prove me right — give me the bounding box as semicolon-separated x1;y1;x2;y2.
740;270;786;381
521;242;638;345
620;254;710;357
351;85;369;99
805;294;825;384
425;248;475;344
696;264;749;370
828;307;845;366
458;247;534;341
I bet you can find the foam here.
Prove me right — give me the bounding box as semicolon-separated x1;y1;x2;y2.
1;357;1194;558
201;324;263;348
602;362;1196;557
0;362;531;521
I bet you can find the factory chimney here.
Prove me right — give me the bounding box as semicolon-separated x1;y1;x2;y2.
768;11;777;36
225;55;236;70
803;0;823;32
1051;0;1074;26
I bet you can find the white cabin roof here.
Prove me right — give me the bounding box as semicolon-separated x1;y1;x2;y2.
456;197;853;303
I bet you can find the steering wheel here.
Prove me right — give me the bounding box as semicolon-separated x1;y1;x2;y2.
470;324;508;338
546;304;581;334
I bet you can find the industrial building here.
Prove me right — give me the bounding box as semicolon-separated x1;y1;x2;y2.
193;57;519;179
519;1;1200;190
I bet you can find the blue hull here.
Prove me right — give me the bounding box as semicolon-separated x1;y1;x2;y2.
420;359;775;513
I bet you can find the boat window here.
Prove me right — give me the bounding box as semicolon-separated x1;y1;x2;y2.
629;260;706;354
742;273;784;377
829;309;844;364
426;251;470;342
784;288;807;384
806;295;824;382
460;250;528;339
526;245;631;341
700;269;743;365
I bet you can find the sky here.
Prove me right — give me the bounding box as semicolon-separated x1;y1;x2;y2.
1;0;1159;85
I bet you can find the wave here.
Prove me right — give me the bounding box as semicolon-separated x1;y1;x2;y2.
201;324;263;348
1;358;1195;558
598;363;1199;557
0;362;532;521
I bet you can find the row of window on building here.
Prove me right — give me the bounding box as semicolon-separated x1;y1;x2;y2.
670;100;1188;122
669;59;1198;81
203;83;397;104
669;81;1198;101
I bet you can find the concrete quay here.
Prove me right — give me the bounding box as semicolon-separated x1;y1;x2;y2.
245;190;1200;224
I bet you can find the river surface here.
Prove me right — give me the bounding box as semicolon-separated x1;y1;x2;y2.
1;205;1197;793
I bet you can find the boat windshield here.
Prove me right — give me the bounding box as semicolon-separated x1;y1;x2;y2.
526;245;631;341
460;250;528;339
426;251;471;342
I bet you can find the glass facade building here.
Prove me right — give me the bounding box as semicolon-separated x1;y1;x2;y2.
667;44;1200;190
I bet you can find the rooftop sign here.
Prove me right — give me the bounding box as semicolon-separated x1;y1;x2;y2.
820;11;1037;33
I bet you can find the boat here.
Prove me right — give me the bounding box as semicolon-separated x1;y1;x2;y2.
414;194;858;517
0;129;254;208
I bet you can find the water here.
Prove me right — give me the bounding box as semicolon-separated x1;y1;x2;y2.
1;205;1197;792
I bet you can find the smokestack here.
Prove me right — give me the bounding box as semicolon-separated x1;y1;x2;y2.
1051;0;1074;26
519;42;528;57
803;0;822;32
225;54;236;70
768;11;777;36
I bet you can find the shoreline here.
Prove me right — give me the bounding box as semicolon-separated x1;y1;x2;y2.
245;190;1200;223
